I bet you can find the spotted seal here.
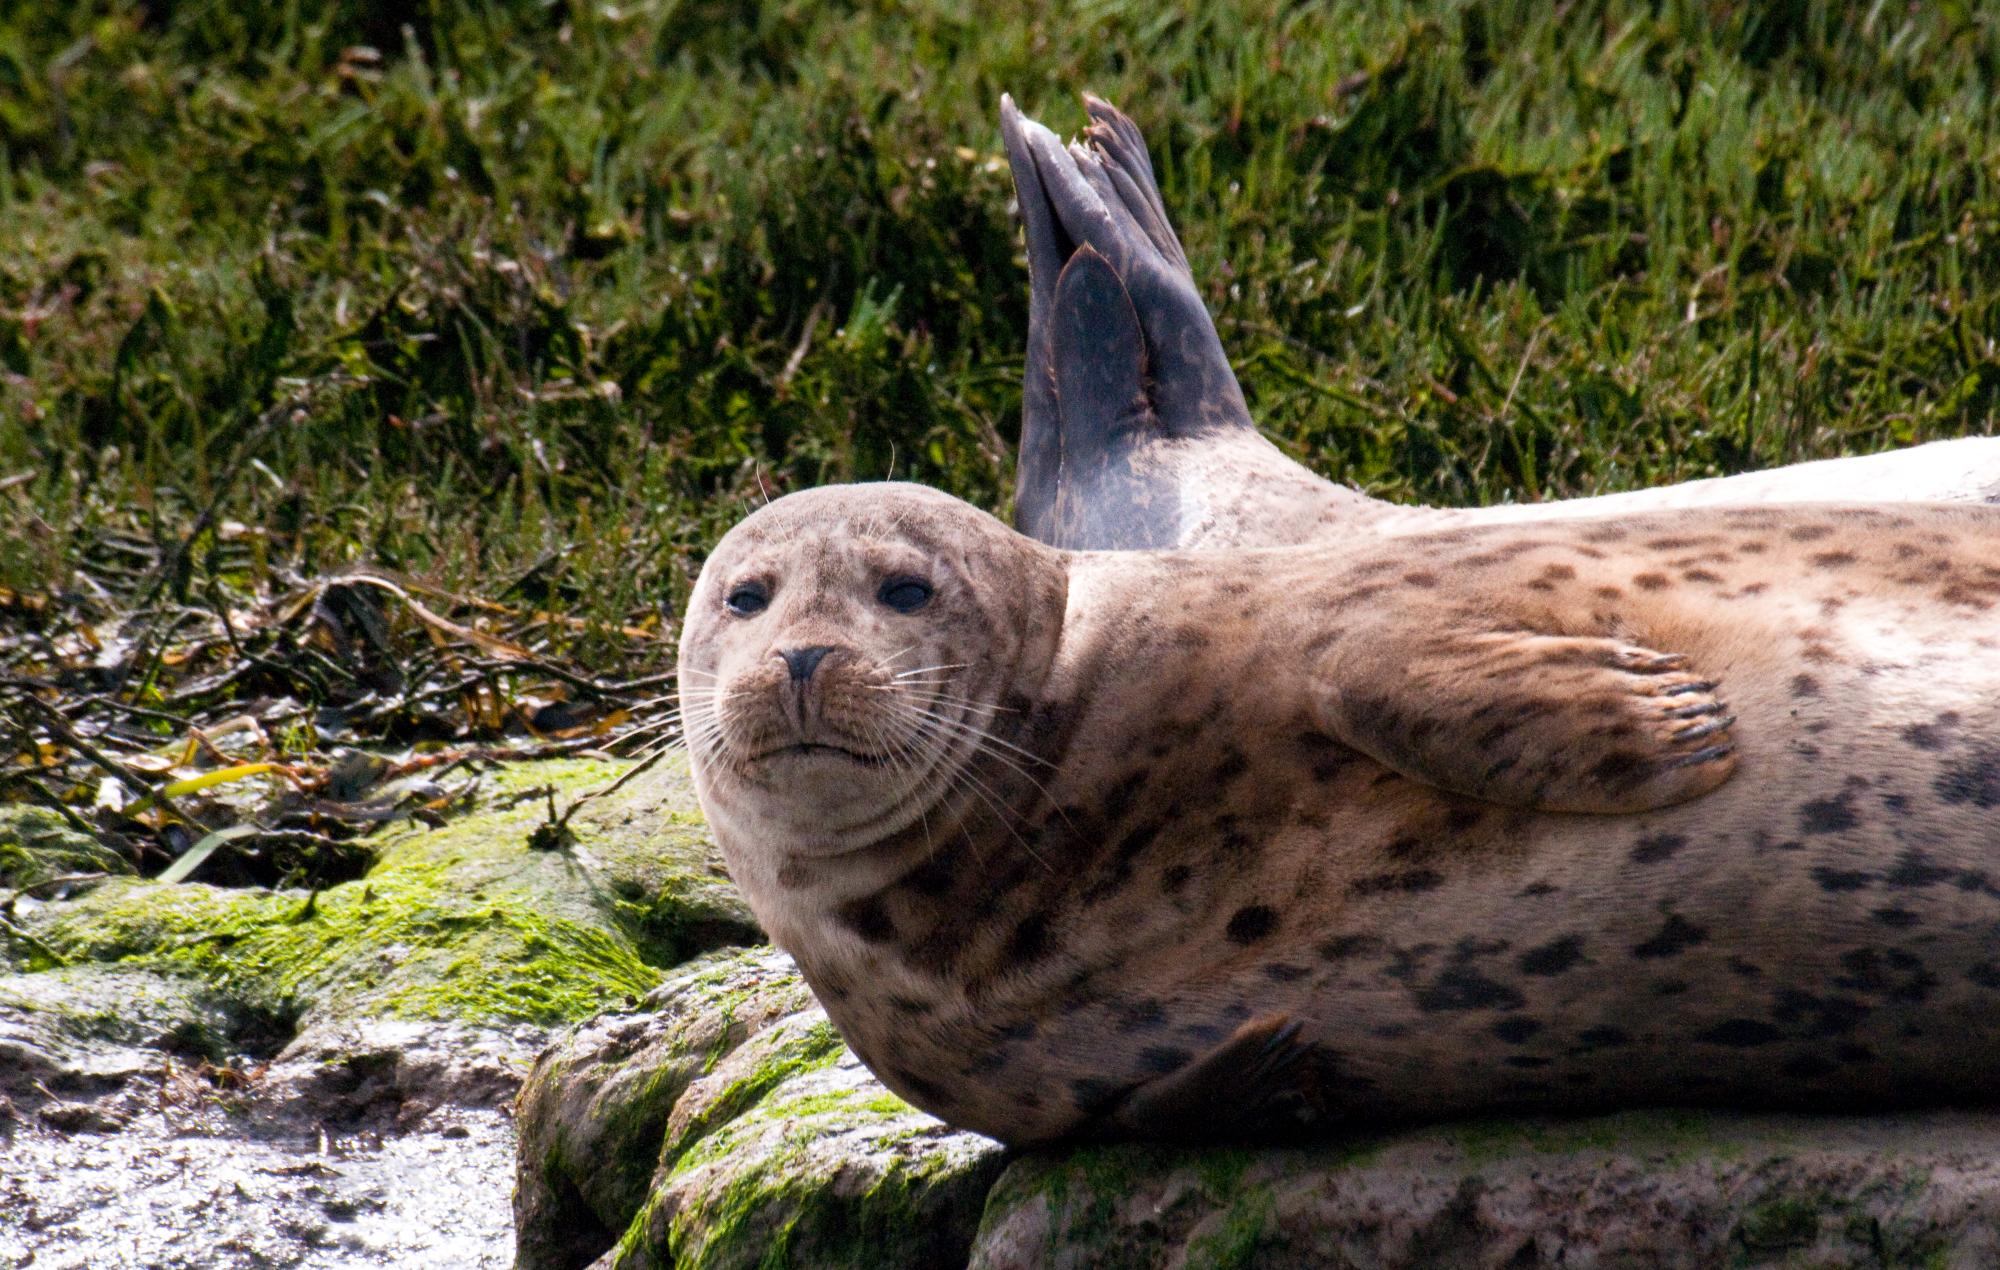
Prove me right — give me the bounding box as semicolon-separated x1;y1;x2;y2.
681;480;2000;1145
1001;94;2000;552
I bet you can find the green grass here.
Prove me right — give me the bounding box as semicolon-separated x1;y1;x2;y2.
3;0;1997;656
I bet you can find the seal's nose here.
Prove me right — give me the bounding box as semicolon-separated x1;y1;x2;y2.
779;645;834;682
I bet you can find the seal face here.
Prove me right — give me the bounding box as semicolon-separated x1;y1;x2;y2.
685;482;2000;1146
679;483;1066;923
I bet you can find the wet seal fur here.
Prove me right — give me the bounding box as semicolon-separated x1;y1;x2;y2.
682;482;2000;1146
1001;93;2000;554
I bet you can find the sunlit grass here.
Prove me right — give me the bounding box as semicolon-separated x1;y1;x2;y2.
2;0;1996;660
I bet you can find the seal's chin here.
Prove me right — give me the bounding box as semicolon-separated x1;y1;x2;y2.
753;741;886;768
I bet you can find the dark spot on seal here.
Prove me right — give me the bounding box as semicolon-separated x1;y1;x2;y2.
837;896;897;944
886;994;932;1015
1504;1055;1551;1069
1727;957;1763;978
1138;1046;1192;1075
1112;999;1166;1033
1007;913;1050;963
1799;795;1859;835
1264;963;1311;983
996;1020;1037;1042
1159;864;1191;894
1683;569;1723;584
1112;819;1164;865
1630;833;1688;864
1772;989;1871;1036
1518;935;1586;976
1225;904;1278;945
1935;748;2000;808
1417;968;1524;1012
1969;963;2000;990
1789;525;1834;542
1699;1019;1782;1047
1810;550;1859;568
1632;572;1671;591
1871;906;1922;928
1575;1027;1629;1051
1403;571;1439;587
1790;674;1821;698
1319;934;1383;962
1518;881;1559;897
1886;850;1955;889
1836;948;1936;1002
1902;718;1955;750
1492;1017;1543;1043
1541;563;1577;581
1101;771;1148;824
1632;914;1708;959
1811;867;1873;892
1211;749;1249;785
1350;870;1443;896
896;851;957;898
1595;586;1623;600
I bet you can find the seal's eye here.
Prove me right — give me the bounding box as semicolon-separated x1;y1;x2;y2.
878;577;933;613
724;583;769;617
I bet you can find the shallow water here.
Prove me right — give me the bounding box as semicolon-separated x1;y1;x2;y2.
0;1106;516;1269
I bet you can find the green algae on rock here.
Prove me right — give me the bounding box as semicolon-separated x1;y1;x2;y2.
515;946;816;1269
0;806;130;893
515;945;1004;1270
1;758;758;1114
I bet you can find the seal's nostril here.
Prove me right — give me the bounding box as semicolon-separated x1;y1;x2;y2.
780;645;834;682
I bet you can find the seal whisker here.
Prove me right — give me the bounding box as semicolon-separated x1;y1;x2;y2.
895;663;970;679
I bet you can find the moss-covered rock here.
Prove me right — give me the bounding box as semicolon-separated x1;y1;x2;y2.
0;805;130;893
514;945;1005;1270
968;1110;2000;1268
0;758;758;1117
515;946;815;1269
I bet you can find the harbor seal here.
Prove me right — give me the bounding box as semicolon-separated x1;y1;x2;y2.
681;481;2000;1145
1001;93;2000;552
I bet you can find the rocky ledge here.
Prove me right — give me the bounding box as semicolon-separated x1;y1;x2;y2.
517;937;2000;1270
15;758;2000;1268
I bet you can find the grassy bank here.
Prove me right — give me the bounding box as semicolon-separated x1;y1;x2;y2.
3;0;1997;650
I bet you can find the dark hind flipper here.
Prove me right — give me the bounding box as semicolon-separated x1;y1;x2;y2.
1045;247;1179;549
1000;94;1068;542
1003;95;1311;550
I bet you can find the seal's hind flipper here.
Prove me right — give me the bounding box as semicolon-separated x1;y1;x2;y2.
1314;625;1739;815
1003;94;1284;550
1050;247;1150;452
1105;1014;1324;1142
1001;94;1070;541
1079;93;1189;276
1045;247;1180;549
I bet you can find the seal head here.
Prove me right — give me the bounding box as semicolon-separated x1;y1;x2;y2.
678;483;1066;867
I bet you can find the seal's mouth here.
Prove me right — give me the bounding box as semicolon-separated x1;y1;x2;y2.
753;741;886;768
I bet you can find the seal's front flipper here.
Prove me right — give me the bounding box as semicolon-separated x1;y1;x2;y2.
1105;1014;1323;1142
1044;247;1180;549
1314;628;1739;814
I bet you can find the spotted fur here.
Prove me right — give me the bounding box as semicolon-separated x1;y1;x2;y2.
681;483;2000;1145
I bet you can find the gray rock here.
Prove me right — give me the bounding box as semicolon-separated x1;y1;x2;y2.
970;1109;2000;1269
